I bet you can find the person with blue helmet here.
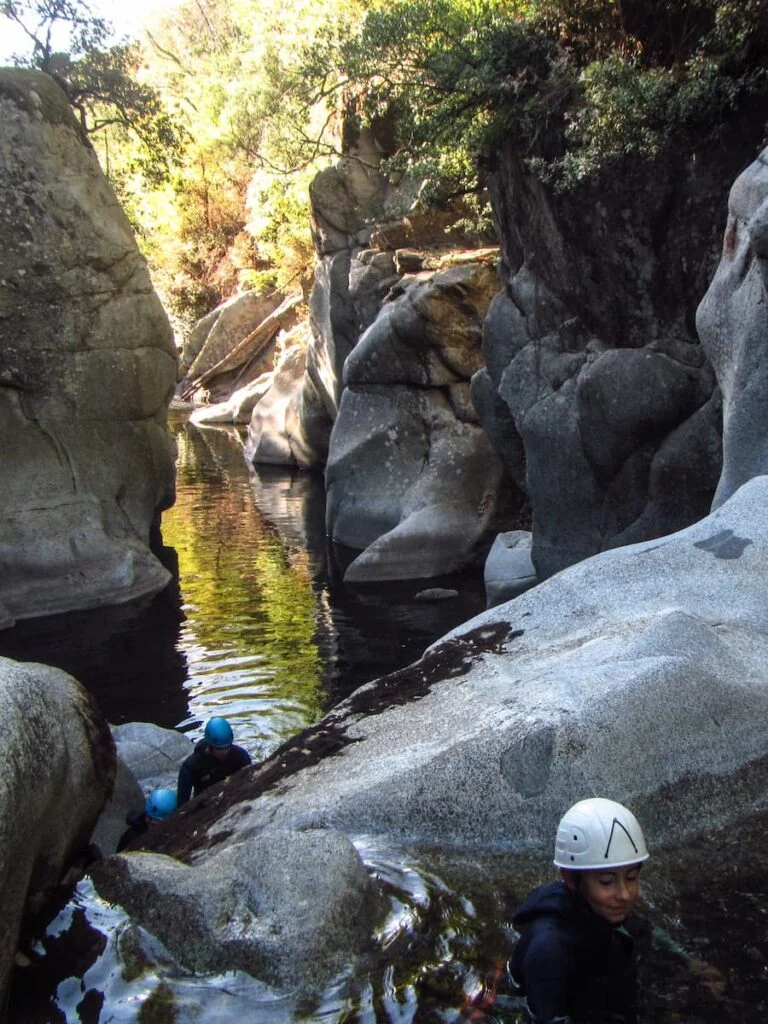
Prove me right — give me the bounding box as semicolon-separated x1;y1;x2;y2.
117;788;177;852
176;716;252;805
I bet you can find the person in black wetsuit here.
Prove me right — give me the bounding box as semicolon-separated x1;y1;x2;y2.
508;797;650;1024
117;788;178;852
176;716;252;805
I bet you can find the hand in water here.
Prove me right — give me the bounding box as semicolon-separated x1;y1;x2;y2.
688;957;727;998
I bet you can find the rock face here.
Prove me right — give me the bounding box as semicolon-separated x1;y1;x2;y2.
476;125;766;577
91;722;195;856
94;827;383;1000
325;262;526;581
246;124;498;472
0;655;115;1005
697;147;768;509
180;292;300;405
0;70;178;625
244;326;331;467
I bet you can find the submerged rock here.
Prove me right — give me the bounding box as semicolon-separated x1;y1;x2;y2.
0;70;177;625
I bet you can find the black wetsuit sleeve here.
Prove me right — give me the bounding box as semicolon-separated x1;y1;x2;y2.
510;924;574;1023
177;760;194;805
236;746;252;767
117;814;148;852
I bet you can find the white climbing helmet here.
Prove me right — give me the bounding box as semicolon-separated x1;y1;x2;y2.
553;797;650;870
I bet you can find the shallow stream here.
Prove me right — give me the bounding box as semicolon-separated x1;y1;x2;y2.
2;416;768;1022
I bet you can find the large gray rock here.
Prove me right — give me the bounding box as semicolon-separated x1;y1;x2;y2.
0;70;177;625
179;290;284;396
94;827;383;1000
477;128;768;578
326;263;525;581
112;720;194;790
164;474;768;860
0;656;115;1004
244;330;330;467
483;530;536;606
697;146;768;508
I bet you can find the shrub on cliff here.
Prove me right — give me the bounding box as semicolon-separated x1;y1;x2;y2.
295;0;768;195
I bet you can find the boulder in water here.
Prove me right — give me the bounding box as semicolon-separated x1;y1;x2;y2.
0;655;115;1004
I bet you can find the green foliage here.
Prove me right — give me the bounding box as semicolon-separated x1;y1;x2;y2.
295;0;768;196
6;0;766;326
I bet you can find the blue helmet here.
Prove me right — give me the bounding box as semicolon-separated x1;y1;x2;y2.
145;788;177;821
204;716;233;749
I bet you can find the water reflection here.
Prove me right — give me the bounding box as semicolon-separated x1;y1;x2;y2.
0;415;487;749
164;422;326;757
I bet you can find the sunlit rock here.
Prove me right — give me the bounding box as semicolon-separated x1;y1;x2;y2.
189;371;274;425
244;332;330;467
0;655;114;1005
180;292;300;404
697;147;768;508
0;70;177;624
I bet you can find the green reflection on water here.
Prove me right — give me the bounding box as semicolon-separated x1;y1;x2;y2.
160;419;325;750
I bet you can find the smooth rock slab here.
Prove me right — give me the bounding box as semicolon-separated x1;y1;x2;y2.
168;475;768;864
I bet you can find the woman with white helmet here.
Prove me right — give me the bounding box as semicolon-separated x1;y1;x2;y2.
507;797;650;1023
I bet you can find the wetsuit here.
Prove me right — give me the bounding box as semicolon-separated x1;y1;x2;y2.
116;811;149;852
176;739;252;804
508;881;649;1024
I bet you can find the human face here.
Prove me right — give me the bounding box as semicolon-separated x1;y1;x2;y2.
577;864;641;925
211;744;231;761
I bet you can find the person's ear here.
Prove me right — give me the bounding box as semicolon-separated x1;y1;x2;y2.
560;868;578;892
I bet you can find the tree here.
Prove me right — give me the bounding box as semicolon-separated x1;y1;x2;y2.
1;0;185;184
2;0;109;69
290;0;768;194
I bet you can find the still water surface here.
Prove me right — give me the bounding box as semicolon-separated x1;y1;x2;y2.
4;417;768;1022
